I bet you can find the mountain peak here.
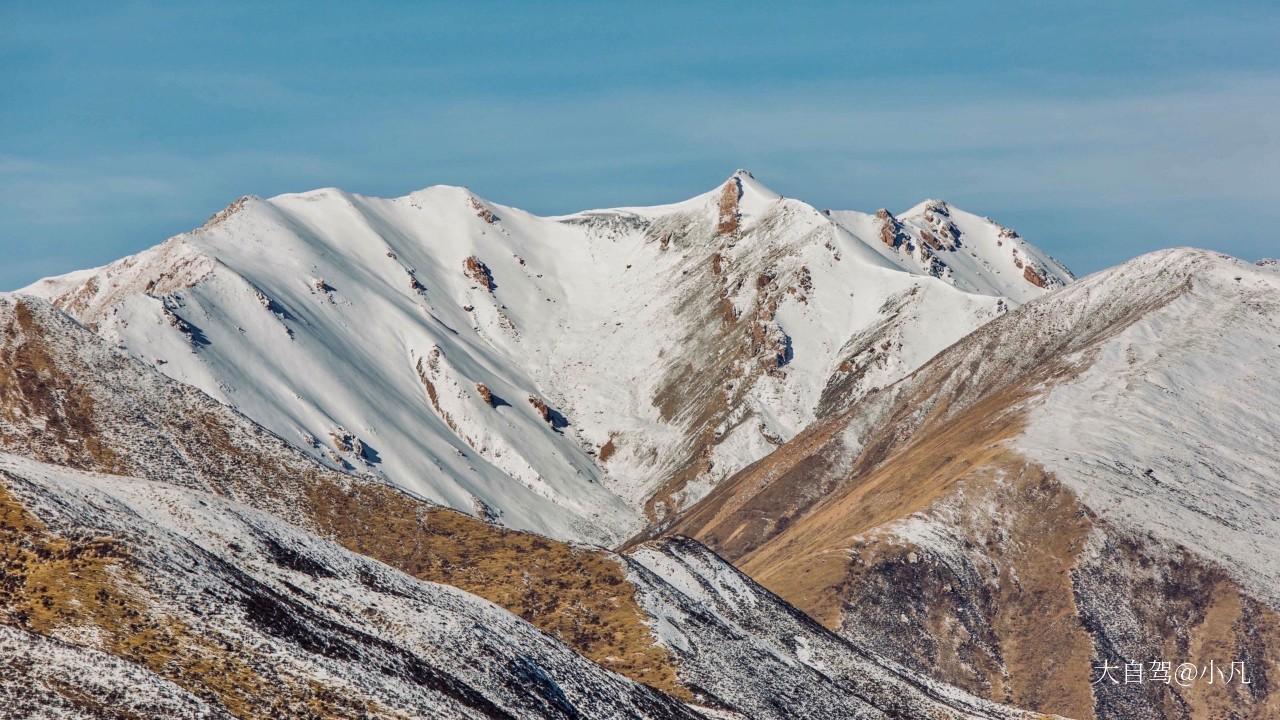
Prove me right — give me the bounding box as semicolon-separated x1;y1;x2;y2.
724;168;781;201
19;173;1073;545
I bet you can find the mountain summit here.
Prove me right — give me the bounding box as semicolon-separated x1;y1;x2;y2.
21;174;1071;544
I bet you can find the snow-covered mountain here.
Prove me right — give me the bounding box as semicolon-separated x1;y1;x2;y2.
660;249;1280;719
20;171;1071;544
0;293;1050;719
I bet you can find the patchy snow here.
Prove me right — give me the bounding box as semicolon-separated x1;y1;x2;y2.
625;537;1054;720
0;453;701;719
1018;249;1280;604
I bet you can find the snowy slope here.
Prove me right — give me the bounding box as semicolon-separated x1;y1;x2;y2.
0;452;1061;720
0;296;1055;718
658;248;1280;720
1017;249;1280;604
827;200;1072;303
20;171;1067;543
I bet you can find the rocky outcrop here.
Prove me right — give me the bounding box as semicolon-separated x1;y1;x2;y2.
201;195;254;229
599;433;618;462
875;208;907;249
527;395;567;430
716;178;742;235
920;200;962;250
462;255;495;291
1023;264;1048;288
468;196;499;224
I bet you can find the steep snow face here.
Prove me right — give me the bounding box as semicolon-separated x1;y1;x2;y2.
1018;249;1280;604
0;454;701;720
21;171;1063;543
828;199;1073;303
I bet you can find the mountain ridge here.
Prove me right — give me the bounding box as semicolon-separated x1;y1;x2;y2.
655;247;1280;719
18;171;1071;545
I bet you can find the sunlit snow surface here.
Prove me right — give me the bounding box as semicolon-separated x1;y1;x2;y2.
1019;250;1280;604
21;172;1069;543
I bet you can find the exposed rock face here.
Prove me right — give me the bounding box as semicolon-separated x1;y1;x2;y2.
202;194;253;229
1023;263;1048;287
716;177;743;235
462;255;494;291
659;250;1280;719
528;394;552;421
920;200;962;249
468;196;499;224
876;208;908;248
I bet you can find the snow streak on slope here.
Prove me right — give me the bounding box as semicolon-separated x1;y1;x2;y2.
0;453;701;720
21;171;1066;543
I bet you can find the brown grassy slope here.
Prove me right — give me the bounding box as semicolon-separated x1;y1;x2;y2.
303;480;686;697
658;250;1196;570
0;480;405;718
0;301;125;474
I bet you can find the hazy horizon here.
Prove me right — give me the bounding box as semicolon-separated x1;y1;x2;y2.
4;1;1278;289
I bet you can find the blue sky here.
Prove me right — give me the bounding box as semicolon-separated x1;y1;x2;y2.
2;1;1277;289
